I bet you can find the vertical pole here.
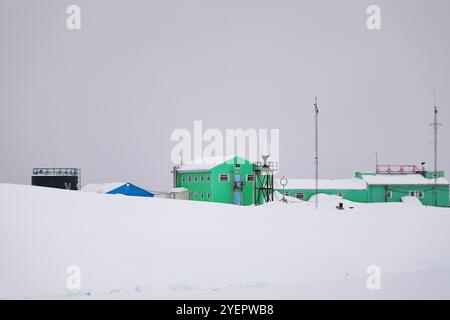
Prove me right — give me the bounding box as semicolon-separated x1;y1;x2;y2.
433;95;438;206
314;97;319;210
375;151;379;173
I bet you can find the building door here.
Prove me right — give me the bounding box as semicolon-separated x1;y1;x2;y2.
233;174;243;205
233;191;242;205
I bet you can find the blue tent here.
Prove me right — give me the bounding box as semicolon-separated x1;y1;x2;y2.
107;183;154;197
83;182;154;197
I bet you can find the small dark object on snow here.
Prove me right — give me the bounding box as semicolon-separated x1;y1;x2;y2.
336;202;344;210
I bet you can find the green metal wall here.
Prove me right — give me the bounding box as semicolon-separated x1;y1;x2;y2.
367;184;449;207
278;188;368;203
278;184;449;207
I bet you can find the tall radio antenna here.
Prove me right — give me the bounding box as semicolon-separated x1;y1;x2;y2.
430;93;442;206
314;96;319;210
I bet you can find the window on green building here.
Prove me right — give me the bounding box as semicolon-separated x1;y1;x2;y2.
200;175;204;182
386;190;392;198
235;163;241;168
247;174;255;182
194;176;198;183
206;175;210;182
194;192;198;199
409;191;416;197
338;192;344;198
207;192;211;199
188;176;192;183
418;191;424;198
182;176;186;183
201;192;204;199
219;174;229;182
295;192;305;200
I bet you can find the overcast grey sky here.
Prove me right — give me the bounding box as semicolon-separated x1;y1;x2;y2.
1;0;449;191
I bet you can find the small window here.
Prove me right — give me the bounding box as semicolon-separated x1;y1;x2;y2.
409;191;416;197
247;174;255;182
235;163;241;168
201;192;204;199
386;190;392;198
219;174;229;182
182;176;186;182
295;192;305;200
207;192;211;199
418;191;424;198
188;176;192;183
194;176;198;183
338;192;344;198
194;192;198;199
200;175;204;182
206;175;211;182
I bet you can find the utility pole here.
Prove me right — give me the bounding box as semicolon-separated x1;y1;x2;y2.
430;93;442;206
314;97;319;210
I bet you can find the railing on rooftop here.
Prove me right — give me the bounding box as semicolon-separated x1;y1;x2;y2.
376;164;421;175
32;168;81;176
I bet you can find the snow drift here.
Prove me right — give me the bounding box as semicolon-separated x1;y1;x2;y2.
1;183;450;299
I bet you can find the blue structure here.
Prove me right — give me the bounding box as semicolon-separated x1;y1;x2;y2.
106;183;154;197
82;182;154;197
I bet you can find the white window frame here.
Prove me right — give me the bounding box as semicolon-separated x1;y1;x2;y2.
418;190;424;198
386;190;393;199
295;192;305;200
409;191;416;197
219;174;229;182
247;174;255;182
188;176;192;183
200;175;204;182
194;175;198;183
201;192;204;199
207;192;211;199
182;176;186;182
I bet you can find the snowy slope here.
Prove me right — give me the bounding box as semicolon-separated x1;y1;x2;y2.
1;183;450;299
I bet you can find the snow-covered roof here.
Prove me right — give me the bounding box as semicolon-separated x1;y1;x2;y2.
82;182;127;194
361;174;449;186
275;178;367;190
176;155;240;172
169;187;189;193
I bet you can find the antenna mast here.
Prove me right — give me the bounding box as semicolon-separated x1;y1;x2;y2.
314;97;319;210
431;93;442;206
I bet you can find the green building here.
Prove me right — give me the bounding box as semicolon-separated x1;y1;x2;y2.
173;155;263;205
277;170;450;207
173;156;449;207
